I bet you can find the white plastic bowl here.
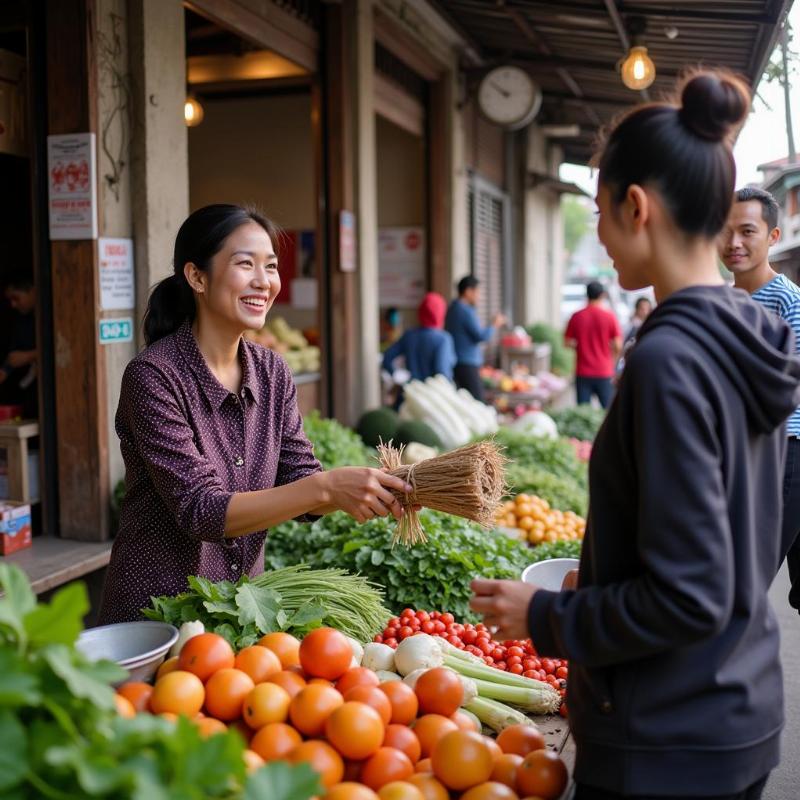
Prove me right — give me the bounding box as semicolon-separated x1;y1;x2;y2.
521;557;580;591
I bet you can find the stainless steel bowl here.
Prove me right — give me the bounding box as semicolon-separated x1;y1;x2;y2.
76;621;179;684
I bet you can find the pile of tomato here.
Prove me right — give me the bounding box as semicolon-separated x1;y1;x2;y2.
373;610;569;712
113;627;570;800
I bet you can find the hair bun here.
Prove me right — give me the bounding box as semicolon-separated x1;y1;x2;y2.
679;72;750;142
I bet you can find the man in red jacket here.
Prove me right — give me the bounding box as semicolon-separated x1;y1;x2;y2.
565;281;622;408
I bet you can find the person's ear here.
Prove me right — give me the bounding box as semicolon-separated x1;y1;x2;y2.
626;185;650;232
769;226;781;247
183;262;206;294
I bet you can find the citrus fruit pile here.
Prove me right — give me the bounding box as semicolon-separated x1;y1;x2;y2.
495;494;585;546
114;626;569;800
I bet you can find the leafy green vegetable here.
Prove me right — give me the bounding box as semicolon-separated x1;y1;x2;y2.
264;511;532;622
526;539;583;562
550;405;607;442
145;565;392;647
505;464;588;516
303;410;372;469
526;322;575;376
490;429;588;489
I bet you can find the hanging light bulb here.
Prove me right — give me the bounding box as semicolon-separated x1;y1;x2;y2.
184;95;204;127
621;45;656;91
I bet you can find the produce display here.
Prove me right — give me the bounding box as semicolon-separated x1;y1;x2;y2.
549;406;607;442
567;438;593;463
525;323;575;376
505;465;588;517
246;316;321;374
480;368;569;409
357;408;401;449
399;376;499;450
496;495;585;546
145;566;392;648
303;411;372;469
264;511;532;623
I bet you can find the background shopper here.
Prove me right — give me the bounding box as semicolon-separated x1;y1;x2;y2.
445;275;506;402
564;281;622;408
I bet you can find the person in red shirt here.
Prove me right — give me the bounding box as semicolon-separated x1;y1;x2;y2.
564;281;622;408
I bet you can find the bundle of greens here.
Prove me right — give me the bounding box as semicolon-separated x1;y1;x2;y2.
505;463;588;516
0;564;319;800
145;565;391;649
550;405;607;442
264;511;532;622
303;410;372;469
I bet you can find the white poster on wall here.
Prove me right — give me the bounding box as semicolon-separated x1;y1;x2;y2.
47;133;98;240
98;237;135;310
378;227;426;308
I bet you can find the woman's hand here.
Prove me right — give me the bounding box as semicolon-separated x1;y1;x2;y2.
469;579;537;641
318;467;413;523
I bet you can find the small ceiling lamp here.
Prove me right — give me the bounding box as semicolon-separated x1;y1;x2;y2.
620;17;656;92
184;94;204;127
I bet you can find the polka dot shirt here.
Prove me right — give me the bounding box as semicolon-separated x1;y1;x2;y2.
98;322;322;624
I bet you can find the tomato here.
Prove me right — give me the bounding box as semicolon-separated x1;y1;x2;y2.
299;627;353;680
407;773;449;800
556;666;569;680
490;753;523;789
150;670;205;716
460;781;519;800
337;666;380;695
414;668;463;717
507;646;525;659
451;710;480;733
117;681;153;713
205;668;255;721
242;749;264;774
243;682;291;729
431;730;493;791
440;613;454;625
515;749;568;800
559;703;569;719
178;633;235;681
384;638;399;648
379;681;419;725
377;781;425;800
196;716;228;738
412;714;458;758
325;783;380;800
156;656;180;680
114;693;136;718
258;631;301;668
289;683;344;737
540;659;555;675
360;747;415;791
266;669;307;699
496;724;546;757
326;701;386;760
483;736;503;762
289;740;345;789
344;685;393;726
250;721;302;761
382;723;422;763
415;757;432;774
234;645;282;683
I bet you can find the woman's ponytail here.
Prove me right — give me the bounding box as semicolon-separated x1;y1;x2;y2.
142;204;279;347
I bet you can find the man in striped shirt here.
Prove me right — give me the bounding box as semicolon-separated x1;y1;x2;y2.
719;186;800;613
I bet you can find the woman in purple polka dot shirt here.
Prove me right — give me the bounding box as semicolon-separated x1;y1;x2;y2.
98;205;412;624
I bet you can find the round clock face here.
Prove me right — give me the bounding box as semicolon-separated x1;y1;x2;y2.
477;66;542;129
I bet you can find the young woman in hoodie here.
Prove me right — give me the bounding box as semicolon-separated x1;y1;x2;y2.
471;71;800;799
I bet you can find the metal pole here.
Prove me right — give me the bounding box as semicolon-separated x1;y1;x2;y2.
781;24;796;164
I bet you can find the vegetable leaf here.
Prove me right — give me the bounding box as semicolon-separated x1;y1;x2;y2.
24;581;89;647
0;711;27;790
43;646;125;710
244;762;321;800
0;563;36;643
235;584;282;632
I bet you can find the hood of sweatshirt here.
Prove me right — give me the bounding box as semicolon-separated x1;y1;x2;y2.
638;285;800;434
418;292;447;329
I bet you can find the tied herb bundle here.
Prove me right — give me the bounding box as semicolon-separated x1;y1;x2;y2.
378;440;507;545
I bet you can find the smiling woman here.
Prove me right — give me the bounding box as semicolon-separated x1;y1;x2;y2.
98;204;413;624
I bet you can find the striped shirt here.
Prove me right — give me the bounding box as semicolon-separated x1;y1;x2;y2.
752;273;800;437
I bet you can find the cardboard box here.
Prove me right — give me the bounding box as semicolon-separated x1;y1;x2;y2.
0;501;32;555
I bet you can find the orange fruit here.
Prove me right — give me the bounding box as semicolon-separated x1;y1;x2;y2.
460;781;520;800
250;721;302;762
267;669;307;699
299;627;353;680
496;725;546;758
114;693;136;718
150;671;205;716
491;753;523;789
431;730;493;791
159;711;179;722
178;633;235;681
344;686;392;726
156;656;180;680
290;683;344;737
484;736;504;762
377;781;425;800
407;773;449;800
234;645;282;684
414;668;463;717
243;682;291;729
258;632;301;668
117;681;153;713
515;750;568;800
204;668;255;721
326;701;385;760
336;666;380;695
289;740;345;789
415;758;433;774
325;782;379;800
451;710;480;732
412;714;458;758
243;748;265;774
361;747;415;791
382;724;422;764
379;682;419;725
196;717;228;738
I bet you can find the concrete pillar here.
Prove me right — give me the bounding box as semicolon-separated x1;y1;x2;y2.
128;0;189;345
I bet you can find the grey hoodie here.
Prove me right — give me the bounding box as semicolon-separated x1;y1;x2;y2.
529;285;800;796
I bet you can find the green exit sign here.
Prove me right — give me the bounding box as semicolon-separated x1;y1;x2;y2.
99;318;133;344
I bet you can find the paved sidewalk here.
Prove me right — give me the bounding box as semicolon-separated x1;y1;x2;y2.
765;565;799;800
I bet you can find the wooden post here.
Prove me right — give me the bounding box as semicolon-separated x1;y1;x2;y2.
46;0;110;540
428;75;453;298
